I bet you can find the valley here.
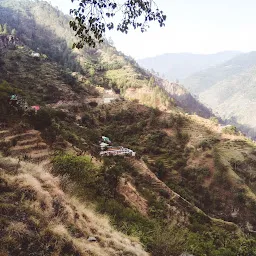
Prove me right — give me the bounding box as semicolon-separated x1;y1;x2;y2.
1;1;256;256
183;52;256;139
141;50;256;140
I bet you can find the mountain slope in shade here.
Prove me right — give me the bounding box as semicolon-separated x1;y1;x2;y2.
156;78;212;118
137;51;241;82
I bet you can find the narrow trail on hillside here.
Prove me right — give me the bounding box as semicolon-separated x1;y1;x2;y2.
130;158;239;231
130;158;202;213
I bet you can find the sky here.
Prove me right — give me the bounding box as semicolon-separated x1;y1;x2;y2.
48;0;256;59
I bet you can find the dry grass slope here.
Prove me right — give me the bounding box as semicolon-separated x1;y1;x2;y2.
0;156;149;256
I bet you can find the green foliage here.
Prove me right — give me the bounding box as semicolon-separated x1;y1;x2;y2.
148;76;155;88
89;67;95;76
176;130;189;144
0;80;23;122
222;125;238;135
0;1;83;73
70;0;166;48
80;113;95;127
52;154;95;186
187;228;256;256
210;116;219;124
52;154;133;199
234;188;247;204
63;130;79;144
153;160;167;180
181;167;210;184
2;23;8;34
0;80;20;98
147;226;187;256
212;148;230;187
97;197;189;256
197;139;212;150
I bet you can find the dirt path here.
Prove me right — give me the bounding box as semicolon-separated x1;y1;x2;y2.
130;159;203;214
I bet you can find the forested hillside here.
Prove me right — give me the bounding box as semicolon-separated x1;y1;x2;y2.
183;51;256;138
2;45;256;255
1;1;256;256
0;0;212;118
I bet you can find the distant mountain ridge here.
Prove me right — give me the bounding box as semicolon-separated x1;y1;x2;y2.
183;51;256;94
137;51;241;82
183;51;256;138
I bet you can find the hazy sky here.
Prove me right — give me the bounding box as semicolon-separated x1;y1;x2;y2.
48;0;256;59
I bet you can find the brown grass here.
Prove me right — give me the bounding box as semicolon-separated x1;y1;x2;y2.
0;156;149;256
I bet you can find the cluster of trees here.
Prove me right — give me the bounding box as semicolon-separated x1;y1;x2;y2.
0;0;174;112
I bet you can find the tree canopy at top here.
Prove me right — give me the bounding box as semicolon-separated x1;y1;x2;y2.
69;0;166;48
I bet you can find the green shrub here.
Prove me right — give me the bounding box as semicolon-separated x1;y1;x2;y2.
210;116;219;124
52;154;95;186
63;130;79;144
176;131;189;144
222;125;238;135
41;126;57;145
181;167;210;184
81;113;95;126
148;226;187;256
151;160;167;180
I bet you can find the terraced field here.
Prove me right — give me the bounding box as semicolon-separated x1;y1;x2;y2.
0;128;50;163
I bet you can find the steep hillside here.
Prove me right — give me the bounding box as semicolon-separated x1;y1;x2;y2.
0;156;149;256
1;1;256;256
2;77;256;255
1;45;256;254
137;51;240;82
155;78;212;118
199;66;256;136
0;0;212;118
183;51;256;138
